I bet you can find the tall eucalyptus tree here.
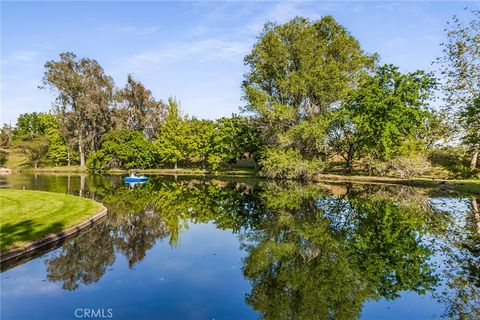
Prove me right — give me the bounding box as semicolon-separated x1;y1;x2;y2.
41;52;114;167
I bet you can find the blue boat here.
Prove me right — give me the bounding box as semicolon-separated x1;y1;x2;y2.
124;175;149;183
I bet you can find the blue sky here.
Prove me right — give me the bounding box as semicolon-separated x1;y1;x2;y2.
1;1;478;125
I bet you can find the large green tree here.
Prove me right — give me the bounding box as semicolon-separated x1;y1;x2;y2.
242;16;376;146
41;52;114;168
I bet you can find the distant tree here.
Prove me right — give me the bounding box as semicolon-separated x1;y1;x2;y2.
13;112;48;139
328;65;436;172
0;124;13;149
217;115;262;169
10;112;68;167
155;98;187;169
185;119;216;169
115;74;166;139
41;52;114;168
437;9;480;171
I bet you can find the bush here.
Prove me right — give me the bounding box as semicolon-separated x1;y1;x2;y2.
367;155;432;179
259;148;324;180
86;150;112;171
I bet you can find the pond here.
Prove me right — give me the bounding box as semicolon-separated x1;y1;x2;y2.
0;173;479;320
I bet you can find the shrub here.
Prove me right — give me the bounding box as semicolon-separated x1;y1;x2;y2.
368;155;432;179
259;148;324;180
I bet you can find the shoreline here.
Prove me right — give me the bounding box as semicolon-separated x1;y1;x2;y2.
0;205;107;263
3;167;480;194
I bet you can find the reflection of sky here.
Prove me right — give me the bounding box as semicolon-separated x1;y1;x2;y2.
362;292;443;320
1;222;257;320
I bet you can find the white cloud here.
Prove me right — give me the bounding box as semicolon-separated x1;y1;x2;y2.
98;24;159;36
245;1;339;35
121;38;250;71
3;50;40;63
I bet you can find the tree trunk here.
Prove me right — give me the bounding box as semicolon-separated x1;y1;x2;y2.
470;147;479;171
174;161;177;170
78;131;85;168
344;144;355;174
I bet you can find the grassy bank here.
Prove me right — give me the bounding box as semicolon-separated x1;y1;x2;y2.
0;189;105;252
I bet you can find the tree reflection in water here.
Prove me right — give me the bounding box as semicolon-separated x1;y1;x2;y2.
433;196;480;319
40;177;479;318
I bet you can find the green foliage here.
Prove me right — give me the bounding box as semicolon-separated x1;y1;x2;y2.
12;112;69;167
278;115;329;160
243;16;375;120
14;135;50;168
13;112;49;139
328;64;436;171
259;148;324;180
242;16;377;175
184;119;216;169
437;10;480;172
428;147;475;179
41;114;69;166
216;115;261;167
155;98;187;168
87;129;157;170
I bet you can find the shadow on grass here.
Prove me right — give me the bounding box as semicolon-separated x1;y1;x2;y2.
0;219;65;252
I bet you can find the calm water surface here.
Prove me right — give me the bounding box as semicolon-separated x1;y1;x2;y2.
0;173;479;320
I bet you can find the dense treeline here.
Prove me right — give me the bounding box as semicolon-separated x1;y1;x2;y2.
0;12;478;179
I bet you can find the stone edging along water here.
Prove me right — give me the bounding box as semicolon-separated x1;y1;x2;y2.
0;206;108;263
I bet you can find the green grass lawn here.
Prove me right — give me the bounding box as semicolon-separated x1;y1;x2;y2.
0;189;104;252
